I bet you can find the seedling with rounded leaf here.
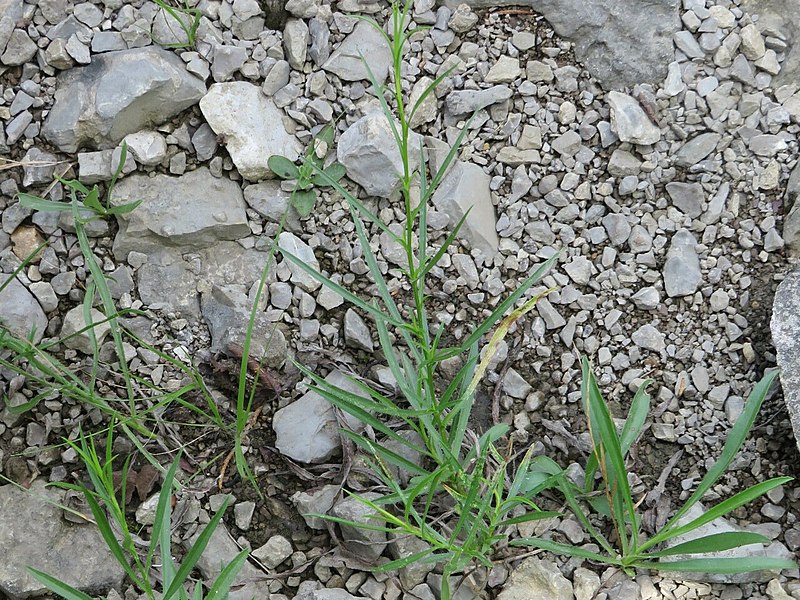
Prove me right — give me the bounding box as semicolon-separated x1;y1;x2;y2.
268;123;346;217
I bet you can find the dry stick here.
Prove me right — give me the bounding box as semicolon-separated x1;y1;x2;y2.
217;404;264;490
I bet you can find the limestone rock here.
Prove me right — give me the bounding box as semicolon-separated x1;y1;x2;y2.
199;82;301;180
497;558;572;600
0;481;125;600
61;306;112;354
606;91;661;145
443;0;679;89
664;503;794;583
111;167;250;258
201;285;287;368
0;275;48;344
43;47;206;153
432;161;499;258
330;493;387;561
322;21;392;83
337;113;422;198
273;370;368;463
278;231;321;292
772;268;800;453
663;228;701;298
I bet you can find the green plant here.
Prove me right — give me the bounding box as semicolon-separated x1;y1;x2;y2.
268;123;346;217
28;425;248;600
512;360;795;575
151;0;202;49
277;2;561;598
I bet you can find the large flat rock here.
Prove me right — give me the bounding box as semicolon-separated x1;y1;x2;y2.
0;481;124;599
111;167;250;258
442;0;680;89
42;47;206;153
771;267;800;452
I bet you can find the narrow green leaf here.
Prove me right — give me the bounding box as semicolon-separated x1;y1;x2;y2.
648;477;793;547
26;569;94;600
498;511;562;526
510;537;620;564
638;557;795;574
647;532;771;558
106;200;143;215
206;549;250;600
374;548;436;572
641;370;781;550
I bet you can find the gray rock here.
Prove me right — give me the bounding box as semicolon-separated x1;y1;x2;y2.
663;228;701;298
741;0;800;88
665;182;705;218
337;113;422;198
122;130;167;166
573;567;601;600
273;370;368;463
445;85;512;118
323;21;392;83
601;213;631;246
151;6;192;47
243;181;302;231
308;17;331;66
608;149;642;176
43;47;206;153
191;123;218;161
201;285;287;368
673;133;721;168
330;493;387;561
0;275;47;344
284;18;309;69
0;0;23;25
21;148;58;187
783;162;800;255
111;168;250;258
550;130;583;156
631;286;660;310
497;558;572;600
432;161;499;258
291;485;339;529
664;503;793;583
186;523;268;589
199;82;300;181
0;29;36;66
452;0;679;89
606;91;661;145
631;324;665;352
344;308;373;352
674;30;705;58
211;44;247;82
61;306;112;354
78;150;114;183
485;55;522;83
252;535;293;568
772;268;800;452
278;231;321;292
0;480;125;600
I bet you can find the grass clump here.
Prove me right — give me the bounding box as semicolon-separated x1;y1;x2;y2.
28;425;247;600
279;1;795;596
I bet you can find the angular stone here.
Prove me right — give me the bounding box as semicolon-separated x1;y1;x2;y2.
201;285;287;367
337;113;422;198
674;133;721;168
322;21;392;83
1;29;36;66
330;493;387;561
21;148;58;187
273;370;368;463
344;308;373;352
43;47;206;153
485;55;522;83
432;161;498;258
772;268;800;453
606;91;661;145
631;323;665;352
199;82;300;180
663;228;701;297
111;168;249;258
497;558;572;600
444;85;512;118
122;130;167;166
0;481;125;600
61;306;111;354
283;18;309;69
0;275;47;344
665;181;705;218
741;0;800;88
278;231;321;292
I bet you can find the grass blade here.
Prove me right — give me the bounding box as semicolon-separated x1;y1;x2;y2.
646;532;772;558
638;557;795;574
